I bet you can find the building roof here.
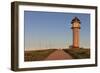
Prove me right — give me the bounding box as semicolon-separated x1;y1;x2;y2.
71;17;81;24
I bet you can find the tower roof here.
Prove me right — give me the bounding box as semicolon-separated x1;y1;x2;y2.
71;17;81;24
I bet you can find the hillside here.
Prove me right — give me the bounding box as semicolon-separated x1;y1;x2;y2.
24;48;90;61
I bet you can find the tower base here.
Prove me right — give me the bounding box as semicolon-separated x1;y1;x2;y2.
72;46;80;49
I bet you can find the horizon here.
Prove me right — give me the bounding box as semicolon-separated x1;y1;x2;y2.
24;48;90;51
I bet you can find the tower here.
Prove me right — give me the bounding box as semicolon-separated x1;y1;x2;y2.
71;17;81;49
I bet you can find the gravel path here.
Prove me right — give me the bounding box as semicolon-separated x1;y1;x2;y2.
45;49;73;60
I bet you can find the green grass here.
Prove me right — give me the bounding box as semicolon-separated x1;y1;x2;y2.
24;49;57;61
63;48;90;59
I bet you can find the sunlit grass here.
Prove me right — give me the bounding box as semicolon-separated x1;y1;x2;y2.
63;48;90;59
24;48;90;61
24;49;56;61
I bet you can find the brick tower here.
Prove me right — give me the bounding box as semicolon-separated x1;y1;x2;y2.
71;17;81;49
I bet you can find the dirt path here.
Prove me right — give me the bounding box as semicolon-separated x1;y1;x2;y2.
45;49;73;60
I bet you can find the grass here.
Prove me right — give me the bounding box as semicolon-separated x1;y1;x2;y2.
24;49;57;61
63;48;90;59
24;48;90;61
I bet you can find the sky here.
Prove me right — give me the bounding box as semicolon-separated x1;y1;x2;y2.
24;11;90;50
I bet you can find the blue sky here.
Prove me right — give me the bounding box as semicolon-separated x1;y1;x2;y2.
24;11;90;50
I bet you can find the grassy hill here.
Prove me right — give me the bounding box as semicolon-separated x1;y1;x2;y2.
24;48;90;61
24;49;56;61
63;48;90;59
